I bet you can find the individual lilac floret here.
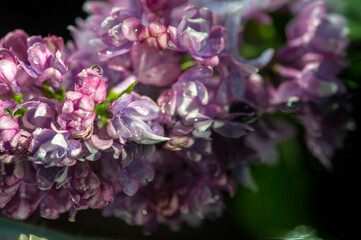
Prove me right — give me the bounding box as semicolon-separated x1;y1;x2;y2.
64;162;114;211
168;5;227;63
74;67;107;104
287;0;348;56
1;29;28;62
101;142;156;196
278;0;348;69
14;101;55;131
90;0;144;60
121;17;143;42
158;66;213;128
0;48;17;85
107;93;169;144
139;23;169;50
39;188;72;219
58;91;95;138
0;129;31;164
131;43;181;87
29;127;82;167
13;34;68;88
0;115;20;152
0;99;16;116
0;162;24;208
272;62;346;105
1;182;45;220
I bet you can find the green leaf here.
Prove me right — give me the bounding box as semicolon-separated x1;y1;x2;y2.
13;108;28;118
13;92;23;104
106;81;137;102
42;81;65;102
343;79;360;89
124;80;136;94
179;53;196;71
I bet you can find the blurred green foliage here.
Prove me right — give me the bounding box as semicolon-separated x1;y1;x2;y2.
231;137;313;239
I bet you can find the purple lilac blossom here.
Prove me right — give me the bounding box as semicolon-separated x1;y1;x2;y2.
107;93;169;144
168;5;227;63
0;0;351;233
29;127;82;167
0;114;21;152
131;43;181;87
74;67;107;104
3;30;68;89
64;162;114;211
0;48;17;85
58;91;95;138
138;22;169;50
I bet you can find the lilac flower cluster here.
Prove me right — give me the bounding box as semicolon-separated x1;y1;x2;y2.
0;0;350;234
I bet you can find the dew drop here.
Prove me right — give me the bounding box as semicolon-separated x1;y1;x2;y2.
90;64;104;76
277;96;301;113
33;56;40;65
142;209;148;215
183;89;197;98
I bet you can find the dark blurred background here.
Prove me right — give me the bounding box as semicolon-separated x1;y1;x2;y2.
1;1;361;239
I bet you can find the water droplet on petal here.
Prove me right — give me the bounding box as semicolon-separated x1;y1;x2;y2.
133;105;150;116
142;209;148;215
33;56;40;65
90;64;104;76
277;96;301;113
183;89;197;98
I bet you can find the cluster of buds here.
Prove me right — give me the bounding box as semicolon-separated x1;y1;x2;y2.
0;0;351;234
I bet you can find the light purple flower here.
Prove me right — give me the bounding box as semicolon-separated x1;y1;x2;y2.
14;101;55;131
0;115;21;152
0;29;28;63
0;99;16;116
65;162;114;210
273;62;345;104
74;67;107;104
187;181;225;219
121;17;143;42
81;134;114;161
16;35;67;88
58;91;95;138
158;66;213;131
0;48;17;85
131;43;181;87
101;142;156;196
0;129;31;164
92;0;143;60
39;188;72;219
169;5;227;62
139;23;169;50
0;162;24;208
278;0;348;69
1;183;45;220
29;128;82;167
107;93;169;144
